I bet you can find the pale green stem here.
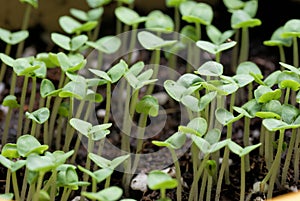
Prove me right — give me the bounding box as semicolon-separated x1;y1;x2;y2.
278;45;286;70
20;169;28;201
259;125;265;156
293;37;299;67
260;129;285;199
127;24;138;64
104;176;111;189
50;170;57;201
17;76;29;137
33;172;45;201
24;76;37;134
0;44;11;83
231;29;240;73
238;27;249;63
199;171;208;201
240;156;246;201
81;137;94;199
63;97;74;152
104;82;111;123
5;169;11;194
284;87;290;104
174;7;180;34
55;116;65;150
97;51;103;69
206;174;213;201
30;121;37;137
43;97;51;145
116;1;122;35
189;155;209;201
12;171;20;201
244;117;251;172
9;72;17;95
294;128;300;182
281;128;297;185
170;148;182;201
215;123;233;201
146;48;161;95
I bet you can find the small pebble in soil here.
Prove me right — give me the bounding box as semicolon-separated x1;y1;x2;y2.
97;109;106;118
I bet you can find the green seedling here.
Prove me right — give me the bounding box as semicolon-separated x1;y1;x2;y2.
233;99;261;171
258;103;300;198
223;0;245;11
231;9;261;63
166;0;187;33
89;60;126;123
215;108;244;200
236;61;263;100
115;0;135;34
138;30;177;94
263;27;292;68
39;79;62;144
277;70;300;104
71;7;103;22
179;117;208;201
1;95;19;145
180;25;197;72
51;33;88;52
180;1;213;39
70;118;111;197
145;10;174;34
254;85;282;104
86;36;121;68
115;6;146;63
152;132;186;201
89;153;130;188
25;107;50;137
0;143;26;201
82;186;123;201
281;19;300;67
190;129;229;201
78;165;113;194
48;52;87;137
147;170;178;201
0;28;28;82
164;73;203;102
59;15;98;35
228;141;261;201
56;164;90;201
16;134;49;157
127;96;159;192
70;6;104;40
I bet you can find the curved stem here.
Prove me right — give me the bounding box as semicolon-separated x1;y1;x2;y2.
260;129;285;199
281;128;296;185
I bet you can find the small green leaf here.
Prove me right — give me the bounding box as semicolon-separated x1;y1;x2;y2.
197;61;223;77
223;0;245;10
204;128;221;145
115;7;147;26
0;193;14;200
86;36;121;54
70;118;92;136
166;0;187;7
17;135;48;157
0;53;14;67
180;25;197;43
263;27;292;47
148;170;178;190
145;10;174;33
254;86;281;103
82;186;123;201
40;79;61;98
180;2;213;25
216;108;243;125
231;10;261;29
1;143;19;159
70;7;104;21
179;117;207;136
59;16;97;34
0;28;29;45
136;95;159;116
59;80;87;100
138;31;177;50
26;154;54;172
263;119;288;131
281;104;300;124
152;132;186;149
2;95;19;108
282;19;300;38
25;107;50;124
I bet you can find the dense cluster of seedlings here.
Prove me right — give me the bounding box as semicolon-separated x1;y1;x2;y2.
0;0;299;200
